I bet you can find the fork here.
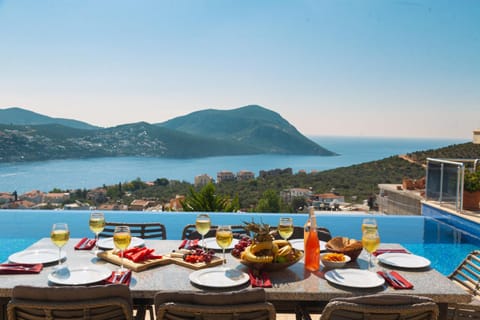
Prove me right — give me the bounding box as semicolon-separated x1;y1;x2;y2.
382;269;404;288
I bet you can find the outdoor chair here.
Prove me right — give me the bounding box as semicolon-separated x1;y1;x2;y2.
7;284;133;320
154;288;276;320
100;221;167;239
99;221;166;319
181;224;249;240
298;294;439;320
271;225;332;242
447;250;480;320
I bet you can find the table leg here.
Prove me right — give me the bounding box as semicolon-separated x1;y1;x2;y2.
0;297;9;320
438;303;448;320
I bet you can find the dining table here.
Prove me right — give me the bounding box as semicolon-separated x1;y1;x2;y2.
0;238;472;320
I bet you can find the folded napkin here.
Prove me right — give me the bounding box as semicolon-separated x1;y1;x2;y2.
104;270;132;286
0;263;43;274
248;270;272;288
378;271;413;289
74;238;97;250
373;249;409;256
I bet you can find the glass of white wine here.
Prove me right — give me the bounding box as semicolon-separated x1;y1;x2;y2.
362;228;380;270
89;211;105;255
215;225;233;268
278;217;294;240
361;217;378;233
113;225;131;274
195;213;211;249
50;223;70;270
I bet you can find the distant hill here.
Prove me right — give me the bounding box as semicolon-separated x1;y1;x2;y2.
0;105;335;162
0;107;99;130
158;105;335;156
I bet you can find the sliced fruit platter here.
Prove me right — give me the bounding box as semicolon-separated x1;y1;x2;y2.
232;220;303;271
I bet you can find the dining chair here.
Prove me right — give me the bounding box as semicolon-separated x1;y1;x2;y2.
99;221;166;319
7;284;133;320
447;250;480;320
271;225;332;242
99;221;167;239
315;294;439;320
154;288;276;320
181;224;250;240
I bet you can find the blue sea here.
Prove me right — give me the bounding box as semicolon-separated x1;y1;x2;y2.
0;136;467;193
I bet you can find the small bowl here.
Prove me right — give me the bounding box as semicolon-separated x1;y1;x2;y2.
321;253;351;269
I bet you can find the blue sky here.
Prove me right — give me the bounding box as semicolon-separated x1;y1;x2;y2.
0;0;479;139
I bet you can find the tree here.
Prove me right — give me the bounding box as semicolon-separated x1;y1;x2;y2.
154;178;169;186
180;182;239;212
255;189;284;213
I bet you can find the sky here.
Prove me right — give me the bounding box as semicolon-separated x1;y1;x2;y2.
0;0;479;139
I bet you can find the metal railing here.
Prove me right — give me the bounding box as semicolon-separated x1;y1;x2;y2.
425;158;479;212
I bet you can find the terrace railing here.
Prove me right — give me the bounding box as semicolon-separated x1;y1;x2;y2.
425;158;479;212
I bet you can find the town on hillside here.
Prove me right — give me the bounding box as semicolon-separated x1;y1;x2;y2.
0;168;373;213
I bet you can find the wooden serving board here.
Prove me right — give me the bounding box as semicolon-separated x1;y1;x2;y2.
166;254;225;270
97;250;171;272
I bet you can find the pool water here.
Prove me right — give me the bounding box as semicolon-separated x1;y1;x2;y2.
0;210;478;276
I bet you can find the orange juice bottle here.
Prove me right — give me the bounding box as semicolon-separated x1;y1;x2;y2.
304;206;320;271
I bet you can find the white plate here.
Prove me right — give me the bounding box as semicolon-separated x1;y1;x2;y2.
189;267;250;288
97;237;145;250
8;248;66;264
202;237;239;250
290;239;326;252
378;253;431;269
324;268;385;288
48;265;112;285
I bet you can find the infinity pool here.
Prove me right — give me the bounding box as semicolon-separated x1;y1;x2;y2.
1;210;478;275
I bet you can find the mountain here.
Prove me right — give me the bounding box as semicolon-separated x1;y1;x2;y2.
0;107;99;130
158;105;335;156
0;105;335;162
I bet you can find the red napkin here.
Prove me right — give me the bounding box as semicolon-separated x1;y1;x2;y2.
378;271;413;289
373;249;409;256
104;270;132;286
248;270;272;288
74;238;97;250
0;263;43;274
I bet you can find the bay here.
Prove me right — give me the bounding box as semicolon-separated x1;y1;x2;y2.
0;136;467;194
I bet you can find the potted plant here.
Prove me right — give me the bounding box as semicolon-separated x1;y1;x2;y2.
463;168;480;210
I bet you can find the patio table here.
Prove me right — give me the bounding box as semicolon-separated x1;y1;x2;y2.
0;238;472;320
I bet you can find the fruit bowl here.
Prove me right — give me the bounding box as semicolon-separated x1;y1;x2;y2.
233;248;304;271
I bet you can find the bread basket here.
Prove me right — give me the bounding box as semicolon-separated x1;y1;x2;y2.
325;237;363;261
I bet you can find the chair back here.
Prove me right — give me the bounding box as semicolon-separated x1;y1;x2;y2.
100;221;167;239
271;226;332;242
448;250;480;297
154;288;276;320
7;284;133;320
320;294;439;320
181;224;249;240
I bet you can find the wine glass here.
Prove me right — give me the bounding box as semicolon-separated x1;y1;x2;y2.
361;217;377;233
195;213;211;249
113;225;131;274
362;228;380;270
215;225;233;268
50;223;70;270
278;217;294;241
89;211;105;254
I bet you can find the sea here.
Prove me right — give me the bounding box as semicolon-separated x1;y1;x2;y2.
0;136;467;194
